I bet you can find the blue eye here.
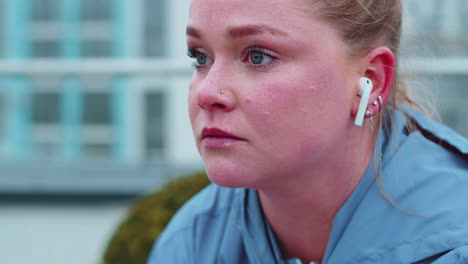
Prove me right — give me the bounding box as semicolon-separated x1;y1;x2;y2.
196;53;207;65
250;52;267;64
245;48;274;66
187;49;211;67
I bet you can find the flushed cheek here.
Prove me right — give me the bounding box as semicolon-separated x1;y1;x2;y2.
245;81;314;147
248;73;331;128
244;72;343;159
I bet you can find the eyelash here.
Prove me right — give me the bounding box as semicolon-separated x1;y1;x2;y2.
186;46;278;70
187;49;206;69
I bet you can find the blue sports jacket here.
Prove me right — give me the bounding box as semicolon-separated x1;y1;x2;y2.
148;110;468;264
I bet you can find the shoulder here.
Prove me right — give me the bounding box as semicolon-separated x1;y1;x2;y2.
389;111;468;199
373;112;468;262
155;183;240;244
381;109;468;225
147;184;243;263
382;110;467;190
402;108;467;162
328;110;468;264
379;110;467;206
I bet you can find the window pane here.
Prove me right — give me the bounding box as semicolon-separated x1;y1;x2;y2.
81;41;111;57
31;41;60;58
83;93;111;124
31;0;60;21
144;0;166;57
144;91;165;158
80;0;112;21
32;92;60;124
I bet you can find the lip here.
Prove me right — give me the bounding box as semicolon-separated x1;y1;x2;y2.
200;128;246;148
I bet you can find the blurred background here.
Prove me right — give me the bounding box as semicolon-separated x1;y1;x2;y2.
0;0;466;263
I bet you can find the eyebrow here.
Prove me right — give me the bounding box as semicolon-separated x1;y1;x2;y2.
226;24;289;38
186;26;202;38
186;24;288;39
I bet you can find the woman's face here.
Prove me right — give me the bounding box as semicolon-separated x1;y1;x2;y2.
187;0;361;188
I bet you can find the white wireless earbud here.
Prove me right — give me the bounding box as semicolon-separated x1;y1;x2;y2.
354;77;373;127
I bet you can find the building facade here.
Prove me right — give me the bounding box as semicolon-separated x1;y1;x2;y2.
0;0;197;195
0;0;467;195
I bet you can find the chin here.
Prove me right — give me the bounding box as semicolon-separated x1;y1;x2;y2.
205;163;258;189
206;170;246;188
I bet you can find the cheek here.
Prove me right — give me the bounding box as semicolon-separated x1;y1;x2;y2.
247;66;341;129
244;65;351;157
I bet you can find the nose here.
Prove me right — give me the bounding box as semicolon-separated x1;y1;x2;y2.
194;64;236;112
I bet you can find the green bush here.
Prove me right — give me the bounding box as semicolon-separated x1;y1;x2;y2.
103;172;211;264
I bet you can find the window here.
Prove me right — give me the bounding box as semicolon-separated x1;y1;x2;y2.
31;40;61;58
80;0;113;57
32;92;60;124
30;78;62;158
81;80;113;158
81;40;112;58
80;0;112;21
144;0;166;57
144;91;165;159
30;0;61;58
83;92;111;125
31;0;60;21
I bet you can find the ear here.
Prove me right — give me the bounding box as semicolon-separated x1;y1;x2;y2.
351;46;395;118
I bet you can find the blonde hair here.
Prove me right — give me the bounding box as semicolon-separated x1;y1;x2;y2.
314;0;425;116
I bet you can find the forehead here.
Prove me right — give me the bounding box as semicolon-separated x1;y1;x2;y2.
187;0;350;63
189;0;316;34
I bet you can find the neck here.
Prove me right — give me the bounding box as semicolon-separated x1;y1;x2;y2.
258;126;373;263
259;189;335;263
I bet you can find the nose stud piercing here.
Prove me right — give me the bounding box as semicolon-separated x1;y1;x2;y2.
220;90;225;94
